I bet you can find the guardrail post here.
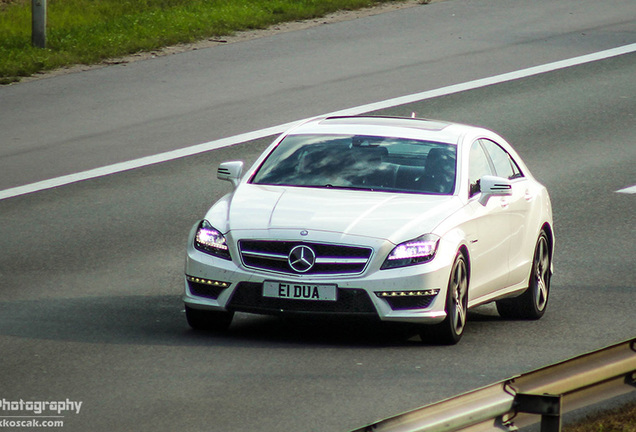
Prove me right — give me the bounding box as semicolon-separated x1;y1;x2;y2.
514;393;562;432
31;0;47;48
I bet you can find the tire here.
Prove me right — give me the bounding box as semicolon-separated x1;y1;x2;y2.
185;305;234;331
496;231;551;320
421;252;469;345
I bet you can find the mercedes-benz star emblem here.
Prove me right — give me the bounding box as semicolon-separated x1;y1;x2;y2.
288;245;316;273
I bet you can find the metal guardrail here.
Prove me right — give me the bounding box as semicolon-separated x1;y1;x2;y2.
353;338;636;432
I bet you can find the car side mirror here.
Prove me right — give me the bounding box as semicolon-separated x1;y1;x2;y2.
478;175;512;205
217;161;244;187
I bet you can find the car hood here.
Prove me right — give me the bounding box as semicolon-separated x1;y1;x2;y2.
208;184;461;244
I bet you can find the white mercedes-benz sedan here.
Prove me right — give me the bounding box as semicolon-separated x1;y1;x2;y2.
183;115;554;344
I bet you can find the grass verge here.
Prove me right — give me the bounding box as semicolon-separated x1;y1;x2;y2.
564;400;636;432
0;0;416;84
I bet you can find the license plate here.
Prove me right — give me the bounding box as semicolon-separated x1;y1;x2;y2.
263;281;337;301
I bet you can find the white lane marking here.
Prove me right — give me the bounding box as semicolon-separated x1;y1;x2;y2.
0;123;297;201
616;185;636;194
1;43;635;201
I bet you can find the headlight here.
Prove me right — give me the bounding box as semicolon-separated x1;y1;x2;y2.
381;234;440;269
194;220;231;260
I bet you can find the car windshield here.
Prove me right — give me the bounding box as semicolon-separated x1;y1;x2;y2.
250;134;457;195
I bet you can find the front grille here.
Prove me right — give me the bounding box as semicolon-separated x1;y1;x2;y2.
227;282;377;316
238;240;372;275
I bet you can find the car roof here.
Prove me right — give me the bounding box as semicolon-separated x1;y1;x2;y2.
286;115;471;145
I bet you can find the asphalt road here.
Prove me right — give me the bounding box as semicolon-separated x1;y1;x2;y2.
1;0;635;190
0;0;635;431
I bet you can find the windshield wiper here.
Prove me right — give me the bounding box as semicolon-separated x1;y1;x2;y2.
323;184;372;191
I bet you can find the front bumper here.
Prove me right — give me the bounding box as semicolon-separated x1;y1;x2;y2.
183;227;455;325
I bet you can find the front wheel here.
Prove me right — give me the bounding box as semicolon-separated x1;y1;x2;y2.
185;305;234;331
421;252;469;345
496;231;551;320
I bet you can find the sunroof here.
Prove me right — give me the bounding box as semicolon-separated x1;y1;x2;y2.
321;116;451;132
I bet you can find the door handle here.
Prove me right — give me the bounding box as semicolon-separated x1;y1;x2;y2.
524;190;534;201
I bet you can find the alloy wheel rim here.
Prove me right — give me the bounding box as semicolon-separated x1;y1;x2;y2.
451;259;467;335
534;237;549;311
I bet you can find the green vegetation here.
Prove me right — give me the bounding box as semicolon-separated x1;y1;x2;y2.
564;400;636;432
0;0;403;84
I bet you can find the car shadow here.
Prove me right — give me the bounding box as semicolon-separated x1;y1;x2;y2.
0;294;505;348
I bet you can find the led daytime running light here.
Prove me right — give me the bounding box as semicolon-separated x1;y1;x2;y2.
186;276;230;288
376;289;440;298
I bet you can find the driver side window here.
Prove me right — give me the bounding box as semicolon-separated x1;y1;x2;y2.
480;139;523;180
469;141;493;197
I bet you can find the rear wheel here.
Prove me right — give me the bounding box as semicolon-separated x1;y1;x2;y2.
496;231;551;320
421;252;468;345
185;305;234;331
